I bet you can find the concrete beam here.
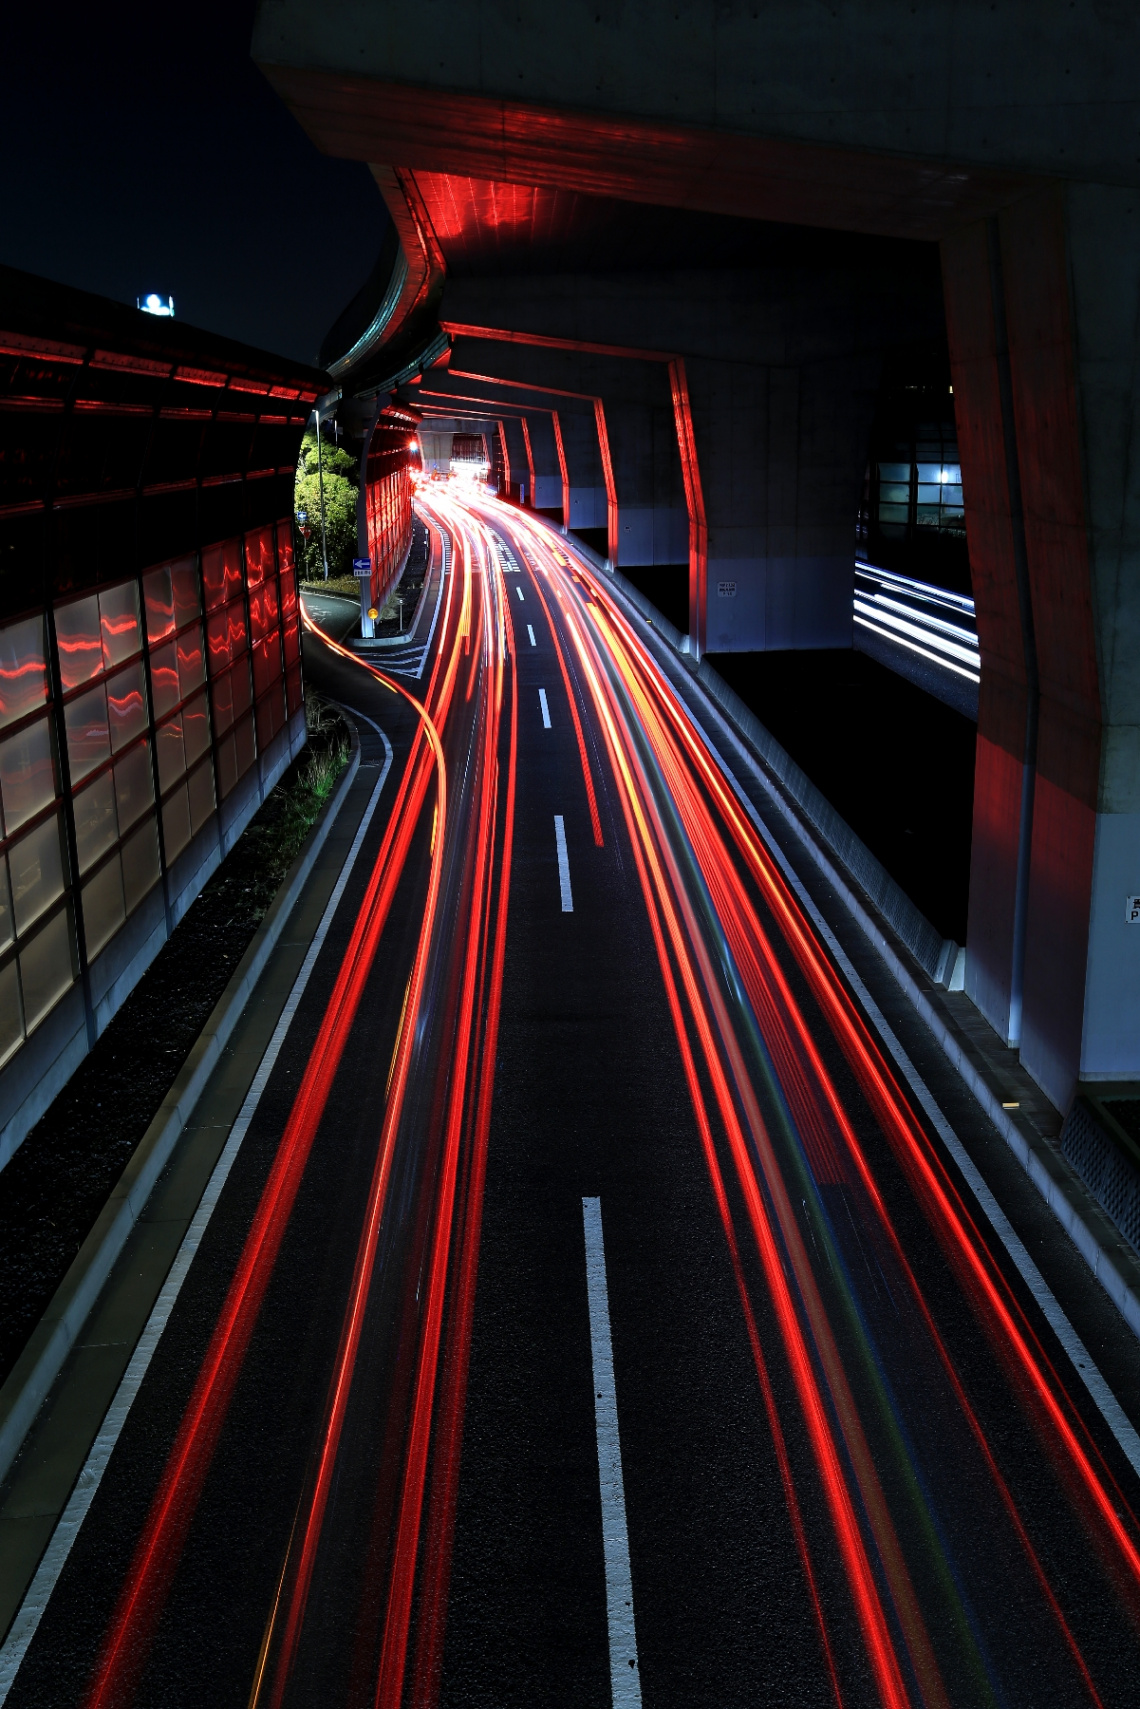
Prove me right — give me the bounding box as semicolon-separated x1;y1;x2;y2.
253;2;1140;240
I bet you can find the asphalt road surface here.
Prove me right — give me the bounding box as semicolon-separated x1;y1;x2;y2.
4;488;1140;1708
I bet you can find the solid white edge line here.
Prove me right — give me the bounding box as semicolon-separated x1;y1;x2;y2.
554;814;574;913
413;524;450;680
539;688;551;729
527;624;536;647
582;1197;641;1708
0;729;395;1699
544;524;1140;1481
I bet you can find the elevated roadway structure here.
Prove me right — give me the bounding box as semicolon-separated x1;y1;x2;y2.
254;0;1140;1122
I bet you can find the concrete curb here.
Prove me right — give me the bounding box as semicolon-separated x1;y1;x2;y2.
0;724;362;1488
567;536;1140;1342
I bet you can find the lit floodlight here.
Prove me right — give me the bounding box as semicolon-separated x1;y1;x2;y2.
138;292;175;317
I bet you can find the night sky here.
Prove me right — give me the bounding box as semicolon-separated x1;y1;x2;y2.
5;3;388;366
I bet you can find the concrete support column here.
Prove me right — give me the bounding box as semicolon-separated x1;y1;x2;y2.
523;414;564;515
943;222;1036;1049
685;355;865;652
501;417;527;501
558;407;608;540
948;185;1140;1109
605;398;688;569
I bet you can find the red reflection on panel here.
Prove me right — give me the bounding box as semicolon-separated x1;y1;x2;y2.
55;596;104;693
143;569;176;645
283;616;300;667
182;691;211;768
107;661;148;752
206;609;231;677
99;583;142;666
0;614;49;729
149;640;181;721
244;525;274;588
279;566;297;621
227;599;248;659
201;539;243;612
276;520;294;576
171;559;200;628
285;664;303;716
249;578;279;644
176;626;205;700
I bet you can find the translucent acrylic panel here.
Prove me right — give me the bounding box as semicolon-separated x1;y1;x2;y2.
114;740;154;834
107;660;148;752
98;581;142;667
201;539;242;612
187;758;215;836
252;634;282;697
214;731;237;799
261;577;279;634
171;558;201;628
143;566;176;644
0;856;12;953
156;714;186;793
206;608;231;677
72;770;118;874
276;519;294;574
0;715;56;835
282;617;300;667
248;581;270;643
279;565;297;620
256;685;284;752
286;665;303;717
20;905;74;1032
10;812;65;935
0;956;22;1068
244;524;274;588
234;712;256;780
210;670;234;738
230;657;252;720
226;598;248;657
181;691;211;769
161;785;191;864
64;683;111;783
81;854;125;959
121;817;160;912
149;639;181;720
55;595;103;692
0;614;49;732
177;625;206;699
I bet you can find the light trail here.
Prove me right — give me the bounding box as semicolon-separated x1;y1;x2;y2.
486;494;1140;1708
68;480;1140;1709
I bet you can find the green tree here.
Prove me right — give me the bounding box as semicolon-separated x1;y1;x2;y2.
294;429;360;580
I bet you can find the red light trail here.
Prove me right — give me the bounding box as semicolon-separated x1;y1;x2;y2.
63;487;1140;1709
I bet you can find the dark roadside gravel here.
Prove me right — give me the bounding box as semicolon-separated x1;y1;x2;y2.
0;699;349;1389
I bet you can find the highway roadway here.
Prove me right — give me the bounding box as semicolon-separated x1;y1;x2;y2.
3;486;1140;1708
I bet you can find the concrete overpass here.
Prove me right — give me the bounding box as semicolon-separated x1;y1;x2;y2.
255;0;1140;1116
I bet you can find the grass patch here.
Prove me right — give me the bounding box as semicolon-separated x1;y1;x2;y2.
301;575;361;601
